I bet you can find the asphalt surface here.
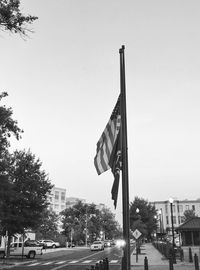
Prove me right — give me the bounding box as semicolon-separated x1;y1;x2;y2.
0;243;198;270
0;246;123;270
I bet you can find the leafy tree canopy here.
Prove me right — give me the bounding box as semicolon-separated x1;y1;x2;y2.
99;207;121;240
0;0;38;35
0;92;23;158
61;201;120;244
129;196;157;240
0;149;53;237
36;209;59;240
183;209;198;222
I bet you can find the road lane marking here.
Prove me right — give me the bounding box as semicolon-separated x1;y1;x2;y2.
28;262;40;266
50;249;111;270
55;261;67;264
82;260;92;263
110;260;118;263
42;261;54;265
69;260;79;263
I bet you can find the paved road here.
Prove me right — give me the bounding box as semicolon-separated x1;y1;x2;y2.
0;246;125;270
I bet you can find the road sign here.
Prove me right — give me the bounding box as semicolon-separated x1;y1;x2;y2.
132;229;142;240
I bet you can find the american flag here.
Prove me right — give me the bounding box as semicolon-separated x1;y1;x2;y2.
94;95;121;208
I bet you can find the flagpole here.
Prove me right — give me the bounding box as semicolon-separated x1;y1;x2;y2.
119;45;131;270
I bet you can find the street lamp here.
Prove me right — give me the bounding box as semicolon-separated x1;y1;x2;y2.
85;208;88;247
169;198;176;264
154;214;158;243
136;208;140;219
158;209;163;234
135;208;140;263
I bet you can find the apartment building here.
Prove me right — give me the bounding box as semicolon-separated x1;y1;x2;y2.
48;187;105;216
65;197;86;208
96;203;105;211
48;187;67;215
152;199;200;232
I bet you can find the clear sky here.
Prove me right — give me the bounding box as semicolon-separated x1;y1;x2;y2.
1;0;200;225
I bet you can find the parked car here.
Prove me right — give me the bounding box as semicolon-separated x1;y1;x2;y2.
0;242;43;259
24;240;43;247
38;240;60;248
90;241;104;251
67;242;75;248
104;240;111;247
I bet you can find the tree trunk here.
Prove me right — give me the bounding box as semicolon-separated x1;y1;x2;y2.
6;235;12;258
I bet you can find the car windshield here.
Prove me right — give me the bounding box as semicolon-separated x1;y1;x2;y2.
93;241;102;244
24;240;38;247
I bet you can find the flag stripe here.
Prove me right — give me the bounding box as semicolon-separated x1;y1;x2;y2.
94;95;121;176
94;94;121;208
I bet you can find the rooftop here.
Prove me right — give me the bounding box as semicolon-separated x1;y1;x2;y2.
177;217;200;231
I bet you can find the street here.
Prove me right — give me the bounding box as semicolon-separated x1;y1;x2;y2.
5;245;129;270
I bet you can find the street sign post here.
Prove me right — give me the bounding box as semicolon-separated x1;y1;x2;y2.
133;229;142;240
132;229;142;263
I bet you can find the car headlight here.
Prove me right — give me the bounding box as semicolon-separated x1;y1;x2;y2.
116;239;126;248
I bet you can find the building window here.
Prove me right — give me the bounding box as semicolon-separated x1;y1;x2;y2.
192;205;195;211
185;231;192;246
178;216;181;224
166;216;169;225
55;191;59;201
173;216;176;224
61;192;65;203
165;205;168;214
172;205;176;212
194;231;200;245
185;205;189;210
54;204;59;209
178;205;183;213
181;216;185;223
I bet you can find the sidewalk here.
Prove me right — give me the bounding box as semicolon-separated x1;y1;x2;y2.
131;243;196;270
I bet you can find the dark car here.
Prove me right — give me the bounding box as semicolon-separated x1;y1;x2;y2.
68;242;75;248
24;240;42;247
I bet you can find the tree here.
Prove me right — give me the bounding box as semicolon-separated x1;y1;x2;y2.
0;0;38;36
61;201;100;244
0;149;53;252
0;92;23;171
99;207;121;240
35;209;59;240
129;197;157;240
183;209;198;222
61;201;120;244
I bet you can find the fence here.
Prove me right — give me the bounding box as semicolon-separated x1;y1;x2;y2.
144;254;200;270
85;258;109;270
153;241;184;261
85;253;200;270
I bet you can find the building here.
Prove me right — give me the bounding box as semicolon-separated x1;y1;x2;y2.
152;199;200;232
177;217;200;262
65;197;86;208
48;187;106;216
48;187;67;215
96;203;105;211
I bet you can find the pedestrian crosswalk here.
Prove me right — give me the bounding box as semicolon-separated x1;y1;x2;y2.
27;259;120;266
